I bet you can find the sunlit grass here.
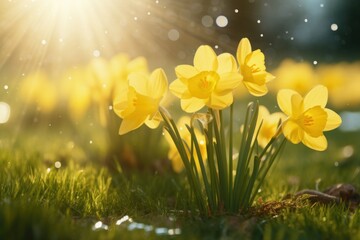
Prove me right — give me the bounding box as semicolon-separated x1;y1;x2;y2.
1;128;359;239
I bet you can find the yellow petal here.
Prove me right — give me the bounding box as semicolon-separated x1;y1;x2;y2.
266;72;275;82
207;92;233;109
127;56;148;74
243;81;268;96
277;89;299;116
236;38;252;66
258;105;270;119
304;85;328;109
145;118;161;129
149;68;168;99
302;133;327;151
181;97;205;113
113;86;136;118
128;72;148;96
175;64;198;80
291;93;304;118
169;79;191;98
250;71;268;85
282;119;304;144
324;108;342;131
245;50;266;72
217;53;238;74
119;114;148;135
194;45;218;71
216;72;242;94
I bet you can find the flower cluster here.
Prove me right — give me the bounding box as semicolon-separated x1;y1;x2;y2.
112;38;342;215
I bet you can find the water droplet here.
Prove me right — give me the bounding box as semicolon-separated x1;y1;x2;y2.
234;9;239;13
89;140;93;144
147;11;151;15
320;3;324;8
304;18;308;23
168;29;180;41
201;15;213;27
216;15;228;27
290;37;294;40
4;85;8;90
55;161;61;169
331;23;338;31
108;105;113;110
116;215;132;225
41;40;47;45
257;19;261;24
46;168;51;173
0;102;11;124
342;145;354;158
134;16;138;21
260;33;264;37
313;60;318;65
92;221;108;231
214;45;219;49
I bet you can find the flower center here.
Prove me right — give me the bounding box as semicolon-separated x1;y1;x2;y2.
188;71;219;99
302;115;314;127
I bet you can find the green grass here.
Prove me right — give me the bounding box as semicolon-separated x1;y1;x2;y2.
0;128;359;239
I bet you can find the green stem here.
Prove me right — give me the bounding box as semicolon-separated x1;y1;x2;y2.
228;104;234;209
160;109;206;214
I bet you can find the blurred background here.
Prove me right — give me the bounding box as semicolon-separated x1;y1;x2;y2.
0;0;359;170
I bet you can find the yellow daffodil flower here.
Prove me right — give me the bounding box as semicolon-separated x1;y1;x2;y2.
236;38;274;96
271;59;317;95
62;68;92;121
277;85;342;151
256;106;286;148
20;71;57;113
113;68;168;135
165;116;207;173
169;45;242;112
240;105;285;148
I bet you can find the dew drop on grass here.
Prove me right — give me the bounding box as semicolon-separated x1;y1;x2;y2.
116;215;132;225
92;221;108;231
